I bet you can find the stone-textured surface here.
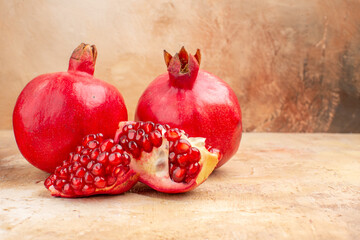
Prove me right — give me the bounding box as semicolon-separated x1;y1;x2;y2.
1;130;360;239
1;0;360;132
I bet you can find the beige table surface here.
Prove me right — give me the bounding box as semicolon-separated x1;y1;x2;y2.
0;131;359;240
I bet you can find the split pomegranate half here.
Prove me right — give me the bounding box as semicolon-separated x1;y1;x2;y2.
114;121;219;193
44;133;139;197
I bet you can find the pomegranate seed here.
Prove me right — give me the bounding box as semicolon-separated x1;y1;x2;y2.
165;128;181;141
172;167;186;183
54;166;61;175
184;176;194;183
188;147;201;163
174;139;191;154
75;167;86;178
71;177;83;190
135;121;143;129
90;148;100;160
84;172;94;184
86;160;96;170
62;183;73;195
121;153;131;165
164;124;170;130
209;147;222;159
108;152;121;165
123;166;130;172
87;140;99;149
68;152;74;162
91;163;104;176
58;168;68;179
143;121;155;133
110;144;124;153
188;162;200;176
119;135;128;147
75;146;84;153
113;166;129;177
70;161;81;172
44;178;53;188
122;124;134;133
96;133;104;142
154;124;162;131
135;129;145;142
80;155;90;165
141;135;153;153
49;174;57;182
69;174;75;181
149;130;162;147
105;165;113;175
113;166;121;176
128;141;140;158
169;141;175;152
82;185;95;195
94;176;106;188
169;163;177;175
100;139;114;152
169;152;176;163
82;134;96;146
107;176;117;186
81;148;91;156
177;153;190;167
72;153;81;162
97;152;109;164
62;161;70;168
127;129;137;141
54;179;66;190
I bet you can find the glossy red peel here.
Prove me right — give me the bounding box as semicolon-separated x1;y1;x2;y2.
13;43;127;173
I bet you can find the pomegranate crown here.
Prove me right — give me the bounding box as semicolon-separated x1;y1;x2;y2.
68;43;97;75
164;47;201;88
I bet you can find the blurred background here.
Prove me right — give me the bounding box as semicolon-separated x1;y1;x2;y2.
1;0;359;132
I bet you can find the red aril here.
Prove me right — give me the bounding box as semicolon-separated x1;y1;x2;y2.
13;43;128;173
45;133;139;197
114;121;219;193
135;47;242;168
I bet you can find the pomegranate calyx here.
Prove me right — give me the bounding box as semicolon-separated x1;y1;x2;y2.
68;43;97;75
165;47;201;89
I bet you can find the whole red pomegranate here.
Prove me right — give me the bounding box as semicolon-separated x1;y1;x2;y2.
135;47;242;168
13;43;128;173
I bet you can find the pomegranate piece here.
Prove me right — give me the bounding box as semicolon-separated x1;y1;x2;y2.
45;133;139;198
13;43;128;173
114;121;219;193
135;47;242;169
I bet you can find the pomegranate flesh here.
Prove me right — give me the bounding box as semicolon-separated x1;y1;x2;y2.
45;133;139;197
114;121;219;193
135;47;242;168
13;43;128;173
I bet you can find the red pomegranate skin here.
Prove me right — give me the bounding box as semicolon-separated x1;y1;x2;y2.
135;48;242;168
13;44;128;173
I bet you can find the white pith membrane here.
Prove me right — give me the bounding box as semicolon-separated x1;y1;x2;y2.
116;122;219;193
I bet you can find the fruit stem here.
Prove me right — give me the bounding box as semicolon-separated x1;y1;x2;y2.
68;43;97;75
165;47;201;89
